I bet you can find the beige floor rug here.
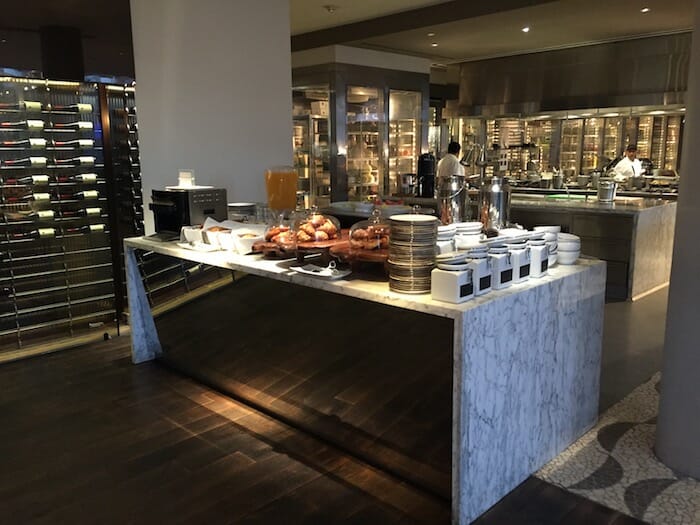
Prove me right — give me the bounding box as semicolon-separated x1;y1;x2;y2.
537;373;700;524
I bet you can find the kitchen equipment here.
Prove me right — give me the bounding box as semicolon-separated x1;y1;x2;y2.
401;173;417;196
437;174;469;225
597;179;618;202
417;153;436;198
577;174;590;188
553;173;564;189
150;187;227;236
478;175;511;232
590;171;602;189
228;202;257;221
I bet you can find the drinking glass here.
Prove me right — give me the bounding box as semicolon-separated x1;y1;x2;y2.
264;166;298;215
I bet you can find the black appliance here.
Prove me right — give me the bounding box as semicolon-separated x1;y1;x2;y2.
417;153;436;198
149;187;228;235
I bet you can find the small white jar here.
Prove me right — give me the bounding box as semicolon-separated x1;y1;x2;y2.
528;239;549;278
507;244;530;284
489;247;513;290
431;268;474;304
467;253;492;296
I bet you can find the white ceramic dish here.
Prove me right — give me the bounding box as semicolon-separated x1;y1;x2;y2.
233;231;264;254
558;240;581;251
558;232;580;242
436;251;470;263
390;214;438;223
557;251;580;265
534;225;562;233
437;262;471;271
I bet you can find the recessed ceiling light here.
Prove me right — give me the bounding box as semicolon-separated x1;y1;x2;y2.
427;32;436;37
431;42;439;47
581;113;593;117
521;26;530;33
641;7;650;13
649;110;666;115
0;39;6;44
603;112;620;117
322;4;338;14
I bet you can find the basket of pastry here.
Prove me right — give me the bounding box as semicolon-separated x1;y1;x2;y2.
330;209;390;263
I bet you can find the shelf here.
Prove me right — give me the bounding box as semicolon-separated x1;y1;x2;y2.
0;308;116;337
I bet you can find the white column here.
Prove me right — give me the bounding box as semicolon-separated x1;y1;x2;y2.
655;0;700;477
129;0;293;233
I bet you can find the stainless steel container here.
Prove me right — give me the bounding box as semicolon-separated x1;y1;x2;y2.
479;175;511;231
597;180;618;202
437;174;469;224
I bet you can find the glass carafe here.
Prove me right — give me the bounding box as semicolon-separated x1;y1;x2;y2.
264;165;298;214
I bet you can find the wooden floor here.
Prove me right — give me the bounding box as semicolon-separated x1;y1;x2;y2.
0;336;645;525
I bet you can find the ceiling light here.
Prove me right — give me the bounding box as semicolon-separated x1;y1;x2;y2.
431;42;439;47
521;26;530;33
649;110;666;115
641;7;650;13
581;113;593;117
322;4;338;14
0;39;6;44
603;112;619;117
427;32;436;37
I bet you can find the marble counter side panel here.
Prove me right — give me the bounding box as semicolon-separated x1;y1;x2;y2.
630;201;676;299
125;247;162;364
453;262;606;524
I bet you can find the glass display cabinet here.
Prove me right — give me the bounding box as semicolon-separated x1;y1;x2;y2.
664;116;682;170
603;117;623;163
346;86;384;201
560;119;583;174
388;90;421;196
524;119;555;171
636;116;653;159
582;117;603;172
292;87;332;207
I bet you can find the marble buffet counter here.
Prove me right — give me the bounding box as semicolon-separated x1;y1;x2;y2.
124;236;606;524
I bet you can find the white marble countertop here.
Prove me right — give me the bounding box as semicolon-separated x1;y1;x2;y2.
125;236;604;321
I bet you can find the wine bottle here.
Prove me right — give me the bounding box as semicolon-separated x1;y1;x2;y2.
55;156;95;167
73;190;99;200
63;224;105;235
53;138;94;149
3;156;48;167
1;138;47;149
0;119;44;129
11;227;56;240
73;173;98;183
47;103;93;113
50;121;93;130
78;207;102;217
0;101;42;111
2;174;50;185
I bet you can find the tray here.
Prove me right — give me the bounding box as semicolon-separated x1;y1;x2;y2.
329;241;389;264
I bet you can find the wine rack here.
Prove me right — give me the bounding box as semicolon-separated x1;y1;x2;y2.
0;78;148;353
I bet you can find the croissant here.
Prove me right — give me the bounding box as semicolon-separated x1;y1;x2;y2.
314;230;329;242
300;223;316;236
319;220;338;237
297;230;312;242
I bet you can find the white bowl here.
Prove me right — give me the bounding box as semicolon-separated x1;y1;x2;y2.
558;240;581;251
543;232;557;242
557;250;580;265
558;232;580;242
233;231;264;254
534;225;562;233
455;236;482;250
218;232;237;251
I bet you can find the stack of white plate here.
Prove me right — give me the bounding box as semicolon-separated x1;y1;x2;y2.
437;223;457;254
388;214;439;294
557;232;581;264
454;221;484;235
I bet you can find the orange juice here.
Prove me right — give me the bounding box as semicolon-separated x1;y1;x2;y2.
265;167;298;211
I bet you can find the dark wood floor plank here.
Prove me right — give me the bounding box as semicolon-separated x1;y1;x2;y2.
0;335;652;525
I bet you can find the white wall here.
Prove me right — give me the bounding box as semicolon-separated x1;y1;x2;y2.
130;0;293;232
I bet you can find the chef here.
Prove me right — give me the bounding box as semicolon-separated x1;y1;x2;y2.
613;144;643;182
436;141;465;179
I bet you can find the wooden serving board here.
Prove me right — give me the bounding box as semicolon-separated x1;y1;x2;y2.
329;241;389;264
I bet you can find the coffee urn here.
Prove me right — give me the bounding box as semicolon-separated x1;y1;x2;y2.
479;175;511;232
417;153;436;198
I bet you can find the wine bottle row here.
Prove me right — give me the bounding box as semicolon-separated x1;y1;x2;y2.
0;207;103;222
0;101;94;113
0;120;94;130
0;156;98;168
1;189;101;203
3;224;107;240
2;173;100;185
0;138;95;149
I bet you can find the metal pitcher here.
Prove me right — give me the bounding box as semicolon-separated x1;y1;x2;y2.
437;174;469;225
479;175;511;231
